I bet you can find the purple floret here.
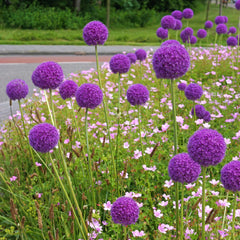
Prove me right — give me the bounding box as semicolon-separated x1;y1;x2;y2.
216;24;228;35
29;123;59;153
75;83;103;109
178;83;187;91
188;129;226;167
59;80;78;100
191;105;206;119
32;61;64;89
235;0;240;10
83;20;108;46
161;15;176;29
152;44;190;79
161;39;181;47
205;20;213;29
6;79;29;100
126;84;149;106
228;26;237;34
221;161;240;192
203;111;211;122
168;153;201;184
173;20;182;30
171;10;183;20
184;83;203;100
156;27;168;39
111;197;139;226
182;8;194;19
197;29;207;39
223;16;228;23
215;16;225;25
135;49;147;62
126;53;137;64
189;36;197;45
110;54;131;74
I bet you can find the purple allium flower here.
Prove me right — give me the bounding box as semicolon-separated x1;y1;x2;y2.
191;105;206;119
173;19;182;30
152;44;190;79
135;49;147;62
109;54;130;74
82;20;108;46
197;29;207;39
184;27;194;37
205;20;213;29
171;10;183;20
216;24;228;35
223;16;228;23
228;26;237;34
126;84;149;106
182;8;194;19
184;83;203;100
181;27;194;42
6;79;29;100
215;16;225;25
75;83;103;109
156;27;168;39
188;129;226;167
59;80;78;100
161;39;181;47
111;197;139;226
126;53;137;64
180;30;188;43
168;153;201;184
161;15;176;29
178;83;187;91
189;36;197;45
227;36;238;46
235;0;240;10
203;111;211;122
32;61;64;89
29;123;59;153
221;161;240;192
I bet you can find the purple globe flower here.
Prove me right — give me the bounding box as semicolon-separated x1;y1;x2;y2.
152;44;190;79
228;26;237;34
126;53;137;64
205;20;213;29
188;129;226;167
189;36;197;45
161;39;181;47
184;27;194;37
180;30;188;43
135;49;147;62
223;16;228;23
109;54;131;74
178;82;187;91
161;15;176;29
111;197;139;226
32;61;64;89
191;105;206;119
6;79;29;100
221;161;240;192
181;27;194;42
126;84;149;106
171;10;183;20
235;0;240;10
197;29;207;39
227;36;238;46
215;16;225;25
182;8;194;19
173;20;182;30
216;24;228;35
203;111;211;122
156;27;168;39
75;83;103;109
168;153;201;184
59;80;78;100
82;20;108;46
184;83;203;100
29;123;59;153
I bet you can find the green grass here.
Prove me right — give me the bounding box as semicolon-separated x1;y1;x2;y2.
0;4;239;45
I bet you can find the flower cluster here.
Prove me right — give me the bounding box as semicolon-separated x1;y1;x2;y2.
135;49;147;61
184;83;203;101
110;54;131;74
127;84;149;106
59;80;78;100
6;79;29;100
156;27;168;39
161;15;176;29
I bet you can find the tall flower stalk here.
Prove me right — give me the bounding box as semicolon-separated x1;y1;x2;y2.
201;166;206;240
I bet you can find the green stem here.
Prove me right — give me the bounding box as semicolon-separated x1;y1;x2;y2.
222;191;229;231
138;105;144;164
180;183;184;240
202;167;207;240
44;90;55;126
232;194;237;240
123;226;127;240
49;89;57;127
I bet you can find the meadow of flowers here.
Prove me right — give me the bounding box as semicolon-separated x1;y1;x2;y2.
1;4;240;240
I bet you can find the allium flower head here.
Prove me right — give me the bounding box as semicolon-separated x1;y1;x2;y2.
182;8;194;19
168;153;201;184
221;161;240;192
205;20;213;29
228;26;237;34
227;36;238;46
75;83;103;109
6;79;29;100
32;61;64;89
181;27;193;42
197;29;207;39
191;105;206;119
188;129;226;167
223;16;228;23
127;84;149;106
83;20;108;45
161;39;181;47
110;54;130;74
171;10;183;20
29;123;59;153
235;0;240;10
161;15;176;29
178;83;187;91
203;111;211;122
135;49;147;61
126;53;137;64
59;80;78;100
152;44;190;79
189;36;197;45
111;197;139;226
184;83;203;100
216;24;228;35
173;20;182;30
156;27;168;39
215;16;225;25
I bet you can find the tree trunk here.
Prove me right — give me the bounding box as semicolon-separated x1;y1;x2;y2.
219;0;222;15
215;0;218;4
205;0;211;21
106;0;110;28
75;0;81;13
